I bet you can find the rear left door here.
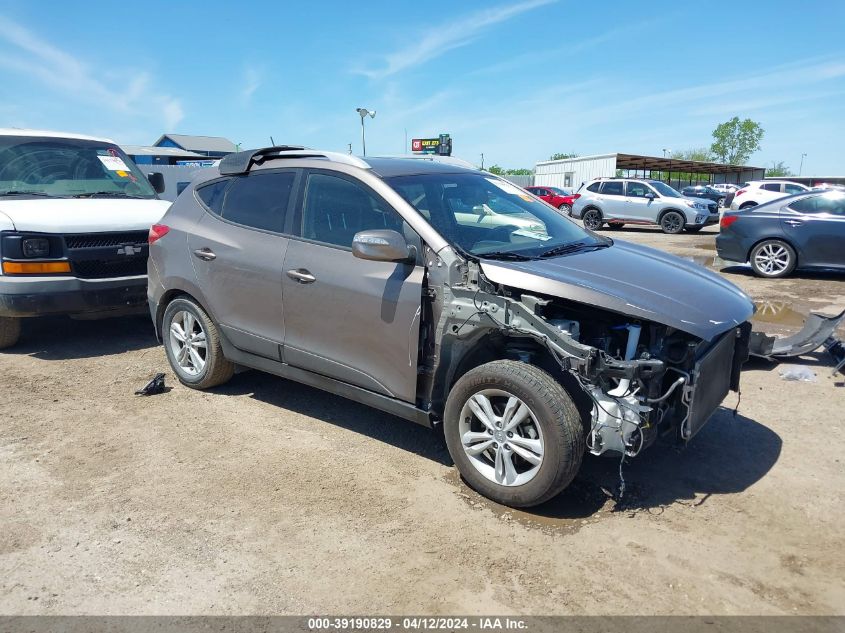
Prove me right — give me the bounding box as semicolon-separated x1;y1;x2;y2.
187;169;298;359
782;194;845;267
598;180;626;219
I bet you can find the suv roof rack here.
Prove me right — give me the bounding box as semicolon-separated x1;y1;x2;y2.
218;146;370;175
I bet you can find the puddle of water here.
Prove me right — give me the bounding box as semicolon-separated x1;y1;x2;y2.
694;243;717;252
751;300;810;327
682;254;732;269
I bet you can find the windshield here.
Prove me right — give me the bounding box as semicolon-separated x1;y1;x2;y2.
0;136;156;199
548;187;571;195
649;181;682;198
388;172;603;258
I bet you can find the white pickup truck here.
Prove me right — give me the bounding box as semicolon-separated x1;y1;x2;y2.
0;129;171;348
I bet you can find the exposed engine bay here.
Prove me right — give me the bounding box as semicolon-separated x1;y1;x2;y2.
417;252;751;460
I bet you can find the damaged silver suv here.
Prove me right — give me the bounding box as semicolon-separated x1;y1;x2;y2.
148;147;754;507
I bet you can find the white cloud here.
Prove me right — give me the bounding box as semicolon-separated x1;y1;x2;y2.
355;0;556;80
0;16;184;129
241;65;262;104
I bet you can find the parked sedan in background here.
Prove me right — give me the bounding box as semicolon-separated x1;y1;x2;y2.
525;185;578;215
711;183;740;194
717;190;845;278
681;184;727;208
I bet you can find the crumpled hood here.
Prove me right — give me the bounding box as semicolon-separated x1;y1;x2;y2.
0;198;171;233
480;239;754;341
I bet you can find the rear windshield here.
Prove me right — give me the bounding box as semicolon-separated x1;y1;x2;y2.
0;136;156;199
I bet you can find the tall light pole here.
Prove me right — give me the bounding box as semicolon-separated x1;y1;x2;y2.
799;153;807;176
356;107;376;156
662;148;672;158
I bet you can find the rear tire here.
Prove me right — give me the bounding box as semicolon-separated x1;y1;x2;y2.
444;360;584;508
0;316;21;350
749;239;796;278
582;208;603;230
558;203;572;216
162;297;234;389
660;210;685;234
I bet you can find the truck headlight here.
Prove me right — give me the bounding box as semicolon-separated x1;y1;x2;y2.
22;238;50;258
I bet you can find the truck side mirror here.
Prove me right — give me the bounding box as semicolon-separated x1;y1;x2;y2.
147;172;165;194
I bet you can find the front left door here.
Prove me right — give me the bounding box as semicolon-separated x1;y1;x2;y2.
281;170;424;403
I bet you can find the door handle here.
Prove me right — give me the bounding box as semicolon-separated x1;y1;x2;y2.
192;248;216;261
286;268;316;284
784;219;803;227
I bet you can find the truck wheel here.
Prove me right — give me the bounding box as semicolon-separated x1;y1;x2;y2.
162;297;234;389
750;239;796;278
660;211;685;234
0;316;22;350
444;360;584;508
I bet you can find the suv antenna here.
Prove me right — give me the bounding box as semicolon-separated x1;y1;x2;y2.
270;136;276;145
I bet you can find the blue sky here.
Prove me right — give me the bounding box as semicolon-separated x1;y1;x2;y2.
1;1;843;174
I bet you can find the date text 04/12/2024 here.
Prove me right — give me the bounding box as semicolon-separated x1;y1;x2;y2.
307;617;528;630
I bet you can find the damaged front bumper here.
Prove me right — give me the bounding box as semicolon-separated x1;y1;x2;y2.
749;309;845;375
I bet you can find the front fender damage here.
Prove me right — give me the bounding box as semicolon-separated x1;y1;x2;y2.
418;253;746;461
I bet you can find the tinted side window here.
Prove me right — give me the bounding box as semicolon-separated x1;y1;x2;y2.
221;171;295;233
601;181;624;196
196;179;229;215
762;183;781;192
784;184;806;194
789;195;845;216
301;173;403;248
627;182;650;197
586;182;601;193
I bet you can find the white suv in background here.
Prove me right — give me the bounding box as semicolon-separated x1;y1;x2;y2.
571;178;719;234
729;180;810;210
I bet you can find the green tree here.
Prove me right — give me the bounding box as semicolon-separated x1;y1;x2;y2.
673;147;714;162
710;117;764;164
487;165;504;175
505;168;533;176
766;161;793;177
549;152;579;161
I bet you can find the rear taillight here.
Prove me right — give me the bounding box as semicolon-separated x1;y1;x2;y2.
720;215;740;229
149;224;170;244
572;193;581;200
735;189;746;197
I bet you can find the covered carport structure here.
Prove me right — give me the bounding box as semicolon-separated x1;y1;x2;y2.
615;153;765;189
534;152;765;191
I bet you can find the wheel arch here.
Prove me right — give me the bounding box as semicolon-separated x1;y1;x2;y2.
430;332;591;429
155;289;211;341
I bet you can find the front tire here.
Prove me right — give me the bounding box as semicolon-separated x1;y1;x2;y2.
444;360;584;508
0;316;21;350
660;210;685;234
750;239;796;278
558;203;572;216
582;208;604;231
162;297;234;389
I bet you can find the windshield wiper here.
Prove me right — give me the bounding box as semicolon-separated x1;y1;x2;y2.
539;241;611;258
0;190;55;197
71;191;143;198
478;251;536;261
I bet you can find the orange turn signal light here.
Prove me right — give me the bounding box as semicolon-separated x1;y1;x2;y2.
2;261;71;274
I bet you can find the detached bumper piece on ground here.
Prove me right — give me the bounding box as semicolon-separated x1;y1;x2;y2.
749;309;845;375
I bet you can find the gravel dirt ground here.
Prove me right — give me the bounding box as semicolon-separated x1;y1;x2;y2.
1;225;844;615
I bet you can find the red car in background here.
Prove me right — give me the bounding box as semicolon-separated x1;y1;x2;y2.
525;185;579;215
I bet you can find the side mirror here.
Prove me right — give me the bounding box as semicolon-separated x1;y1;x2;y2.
352;229;415;263
147;172;165;194
644;192;655;200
